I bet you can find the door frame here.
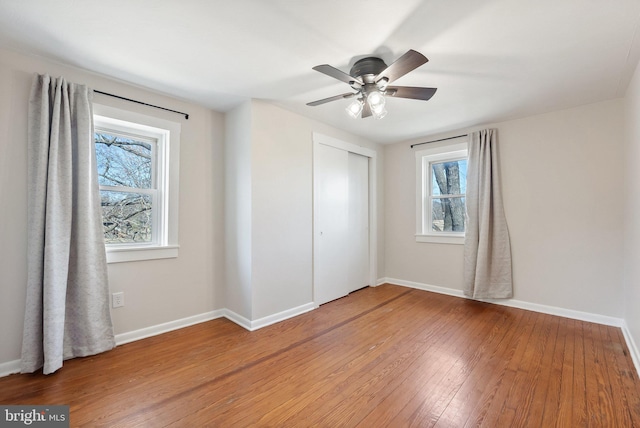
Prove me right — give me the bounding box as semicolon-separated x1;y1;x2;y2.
312;133;378;306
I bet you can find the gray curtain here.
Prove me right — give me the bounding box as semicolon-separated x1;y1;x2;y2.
463;129;513;299
21;74;115;375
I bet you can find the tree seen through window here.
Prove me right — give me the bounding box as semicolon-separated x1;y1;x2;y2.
431;159;466;232
95;132;154;244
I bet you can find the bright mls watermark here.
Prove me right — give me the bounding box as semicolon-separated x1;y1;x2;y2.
0;406;69;427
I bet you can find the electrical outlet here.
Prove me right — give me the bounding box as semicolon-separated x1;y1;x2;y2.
112;292;124;308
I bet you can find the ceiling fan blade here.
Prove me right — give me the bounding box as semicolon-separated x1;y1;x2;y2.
306;92;356;106
313;64;363;86
375;50;428;84
386;86;437;101
362;101;372;118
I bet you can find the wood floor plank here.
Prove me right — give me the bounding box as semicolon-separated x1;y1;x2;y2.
482;309;541;427
431;305;529;427
466;308;535;427
394;302;503;427
341;300;503;427
611;327;640;424
254;291;465;427
572;319;590;427
420;308;501;424
211;290;439;427
504;312;559;427
357;302;518;428
458;307;531;427
546;316;573;428
517;313;561;426
599;323;637;427
584;320;616;426
0;284;639;427
359;300;504;427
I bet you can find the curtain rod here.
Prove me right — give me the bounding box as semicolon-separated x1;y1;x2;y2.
410;134;467;148
94;90;189;120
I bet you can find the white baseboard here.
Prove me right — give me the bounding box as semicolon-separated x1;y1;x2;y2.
221;309;252;331
484;296;623;327
382;277;623;327
223;302;317;331
251;302;316;330
0;359;21;378
113;302;317;342
115;309;225;346
622;321;640;377
380;277;465;299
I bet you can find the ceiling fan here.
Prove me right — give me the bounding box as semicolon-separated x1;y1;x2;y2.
307;49;437;119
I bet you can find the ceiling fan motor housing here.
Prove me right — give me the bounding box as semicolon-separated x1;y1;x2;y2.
350;57;387;83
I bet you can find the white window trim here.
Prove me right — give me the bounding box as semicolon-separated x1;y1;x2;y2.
94;104;181;263
415;141;468;245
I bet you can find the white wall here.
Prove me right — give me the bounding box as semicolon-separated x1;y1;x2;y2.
624;61;640;350
224;101;253;319
250;101;315;319
385;99;625;317
224;100;384;321
0;48;225;366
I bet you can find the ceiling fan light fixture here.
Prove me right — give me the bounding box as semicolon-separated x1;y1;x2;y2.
371;105;388;120
346;98;364;118
367;90;386;110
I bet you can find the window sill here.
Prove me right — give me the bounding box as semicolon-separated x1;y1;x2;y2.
106;245;179;264
415;234;465;245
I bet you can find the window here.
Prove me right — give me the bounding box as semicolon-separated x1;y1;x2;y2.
94;104;180;263
95;128;158;245
416;141;468;244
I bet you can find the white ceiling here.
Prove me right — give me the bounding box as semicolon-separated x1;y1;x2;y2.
1;0;639;144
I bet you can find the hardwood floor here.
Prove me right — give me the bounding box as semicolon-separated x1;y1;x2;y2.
1;284;639;427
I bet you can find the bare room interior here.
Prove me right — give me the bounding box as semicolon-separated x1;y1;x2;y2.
2;0;640;426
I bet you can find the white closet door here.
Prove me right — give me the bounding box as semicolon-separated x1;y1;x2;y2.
347;152;370;292
314;143;370;305
314;143;350;305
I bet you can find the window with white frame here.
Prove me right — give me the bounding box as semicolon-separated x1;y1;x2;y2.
415;141;468;244
94;105;180;263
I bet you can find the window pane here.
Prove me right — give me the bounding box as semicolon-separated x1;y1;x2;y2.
432;197;466;232
432;159;467;196
101;191;152;243
95;132;152;188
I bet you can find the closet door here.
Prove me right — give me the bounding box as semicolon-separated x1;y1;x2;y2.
347;152;370;292
314;143;349;305
314;143;369;305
